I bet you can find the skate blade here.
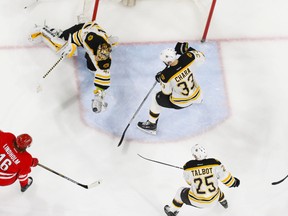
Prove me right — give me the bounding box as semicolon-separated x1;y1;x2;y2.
136;125;157;135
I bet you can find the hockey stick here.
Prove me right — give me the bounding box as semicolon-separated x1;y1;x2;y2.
117;81;158;147
271;174;288;185
137;154;183;170
38;163;101;189
36;55;65;92
42;55;65;79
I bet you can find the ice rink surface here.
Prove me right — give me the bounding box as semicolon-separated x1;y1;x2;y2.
1;0;288;216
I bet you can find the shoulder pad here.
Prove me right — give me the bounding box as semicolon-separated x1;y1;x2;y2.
84;32;106;50
184;158;221;170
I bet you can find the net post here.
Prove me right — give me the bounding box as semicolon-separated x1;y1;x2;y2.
201;0;217;43
92;0;100;21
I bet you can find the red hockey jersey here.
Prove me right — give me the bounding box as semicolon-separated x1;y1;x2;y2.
0;131;33;187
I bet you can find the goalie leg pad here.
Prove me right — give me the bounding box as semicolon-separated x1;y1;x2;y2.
29;25;66;52
92;90;108;113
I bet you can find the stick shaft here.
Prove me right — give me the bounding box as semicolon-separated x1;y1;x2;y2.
137;154;183;170
271;174;288;185
43;55;64;78
117;81;157;147
38;163;89;189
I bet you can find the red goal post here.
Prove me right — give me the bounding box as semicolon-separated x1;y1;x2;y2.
82;0;217;42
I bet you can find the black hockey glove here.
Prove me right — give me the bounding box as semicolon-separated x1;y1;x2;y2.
231;177;240;187
175;42;189;55
155;71;162;83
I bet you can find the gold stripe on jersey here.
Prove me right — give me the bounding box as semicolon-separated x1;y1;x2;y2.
95;73;110;79
172;199;184;208
78;30;83;44
221;173;234;187
168;60;194;83
94;74;110;86
94;79;110;85
188;188;220;204
170;86;201;105
72;32;82;46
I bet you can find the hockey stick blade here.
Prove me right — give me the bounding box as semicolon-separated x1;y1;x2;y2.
87;179;102;189
271;174;288;185
38;163;101;189
117;124;130;147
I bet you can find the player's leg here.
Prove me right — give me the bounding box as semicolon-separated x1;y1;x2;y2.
90;57;110;113
164;187;191;216
137;92;183;134
137;92;163;135
218;190;228;209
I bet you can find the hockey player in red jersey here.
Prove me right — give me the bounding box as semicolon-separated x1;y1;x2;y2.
164;144;240;216
0;130;39;192
29;21;118;113
137;42;205;135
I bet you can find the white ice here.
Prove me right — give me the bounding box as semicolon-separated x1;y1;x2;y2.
0;0;288;216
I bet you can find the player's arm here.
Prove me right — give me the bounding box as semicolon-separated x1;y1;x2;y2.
175;42;205;65
157;69;173;95
216;163;240;188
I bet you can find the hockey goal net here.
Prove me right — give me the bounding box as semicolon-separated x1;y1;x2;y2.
80;0;217;42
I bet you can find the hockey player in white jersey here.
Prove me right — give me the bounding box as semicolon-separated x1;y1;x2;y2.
137;42;205;134
164;144;240;216
29;21;117;113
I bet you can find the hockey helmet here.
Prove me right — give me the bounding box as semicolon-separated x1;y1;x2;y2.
160;48;177;65
191;144;207;160
16;134;32;149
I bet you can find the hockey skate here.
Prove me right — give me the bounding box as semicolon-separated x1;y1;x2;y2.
21;177;33;192
219;199;228;209
164;205;179;216
137;120;157;135
92;90;108;113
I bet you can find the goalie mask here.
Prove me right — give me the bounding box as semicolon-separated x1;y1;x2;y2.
95;43;112;61
160;48;177;65
191;144;207;160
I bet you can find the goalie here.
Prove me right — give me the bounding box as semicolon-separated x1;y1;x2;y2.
29;21;118;113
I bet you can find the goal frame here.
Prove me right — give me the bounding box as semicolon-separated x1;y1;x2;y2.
90;0;217;42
